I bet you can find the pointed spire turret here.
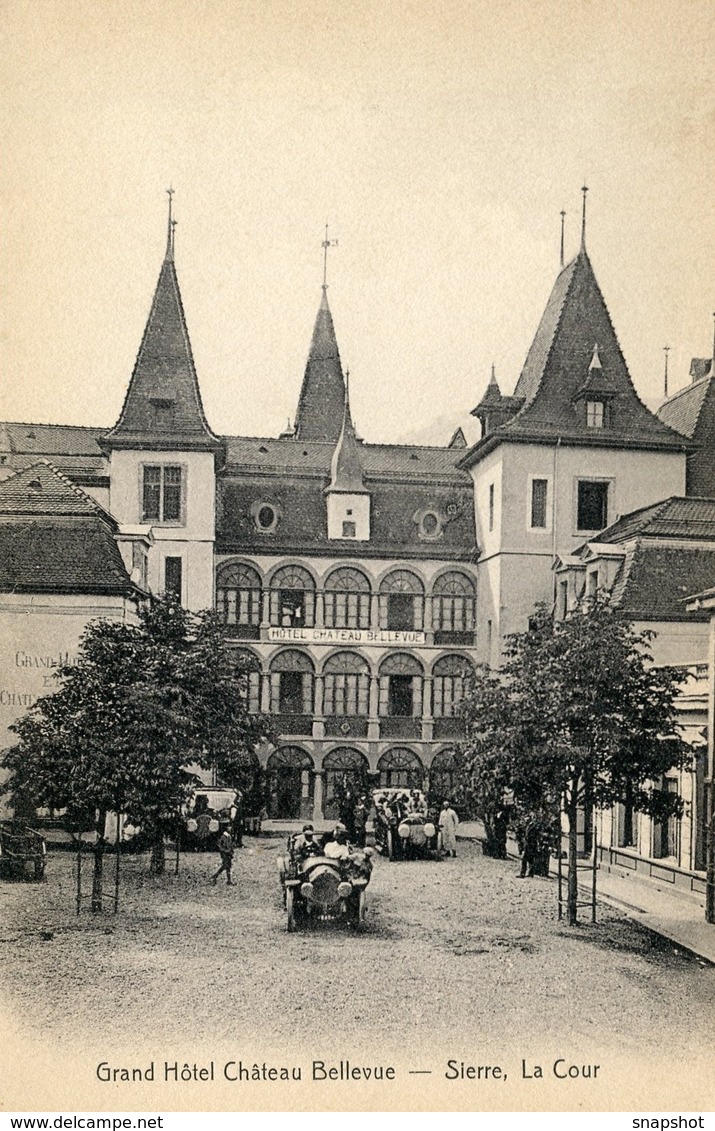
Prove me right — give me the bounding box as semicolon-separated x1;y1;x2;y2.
103;199;222;455
328;373;364;492
293;288;346;443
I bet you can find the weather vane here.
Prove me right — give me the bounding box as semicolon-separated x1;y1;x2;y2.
322;222;338;289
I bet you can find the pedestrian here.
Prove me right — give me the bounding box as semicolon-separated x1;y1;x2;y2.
212;822;236;886
518;820;539;878
353;798;367;847
439;800;459;857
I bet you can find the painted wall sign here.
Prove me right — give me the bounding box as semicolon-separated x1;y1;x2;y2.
266;626;426;646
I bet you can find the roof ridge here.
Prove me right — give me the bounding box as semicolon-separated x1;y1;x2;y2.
659;375;711;408
0;459;116;524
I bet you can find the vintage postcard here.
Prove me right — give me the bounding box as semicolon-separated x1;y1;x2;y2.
0;0;713;1116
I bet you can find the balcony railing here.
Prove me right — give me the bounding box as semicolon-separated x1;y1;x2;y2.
380;717;421;739
272;713;313;736
324;716;369;738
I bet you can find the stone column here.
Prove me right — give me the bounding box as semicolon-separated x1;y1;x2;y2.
260;671;271;714
312;771;324;822
370;592;380;630
261;589;270;627
421;676;433;742
368;674;380;741
313;674;325;739
315;590;325;628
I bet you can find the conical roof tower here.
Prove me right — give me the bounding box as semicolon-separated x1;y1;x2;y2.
327;377;365;492
102;202;222;456
293;288;346;443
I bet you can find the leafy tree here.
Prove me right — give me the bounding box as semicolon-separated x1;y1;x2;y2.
457;597;689;923
3;596;273;905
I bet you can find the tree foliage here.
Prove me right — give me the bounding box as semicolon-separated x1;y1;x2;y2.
457;596;690;921
3;595;274;899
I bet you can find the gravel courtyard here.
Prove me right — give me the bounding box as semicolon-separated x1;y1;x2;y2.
2;836;713;1110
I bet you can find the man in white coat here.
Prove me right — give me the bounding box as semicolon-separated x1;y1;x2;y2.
439;800;459;858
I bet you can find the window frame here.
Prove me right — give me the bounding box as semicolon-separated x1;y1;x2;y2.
527;474;552;533
576;477;611;533
140;462;187;526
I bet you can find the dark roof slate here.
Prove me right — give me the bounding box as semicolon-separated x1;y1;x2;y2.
610;543;715;621
0;462;115;521
223;435;468;481
657;377;710;439
461;249;688;466
103;251;221;452
293;290;346;443
596;496;715;544
0;521;135;595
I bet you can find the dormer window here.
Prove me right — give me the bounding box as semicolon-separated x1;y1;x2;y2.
150;398;175;428
586;400;605;428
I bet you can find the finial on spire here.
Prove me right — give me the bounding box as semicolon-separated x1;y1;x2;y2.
663;345;670;398
322;222;338;289
166;187;175;261
560;210;566;268
580;185;588;248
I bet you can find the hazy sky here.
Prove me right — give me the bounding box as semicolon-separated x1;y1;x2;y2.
1;0;713;446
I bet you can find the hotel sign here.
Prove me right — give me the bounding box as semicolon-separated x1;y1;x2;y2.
267;626;426;647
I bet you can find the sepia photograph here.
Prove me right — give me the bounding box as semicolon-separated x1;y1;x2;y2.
0;0;713;1116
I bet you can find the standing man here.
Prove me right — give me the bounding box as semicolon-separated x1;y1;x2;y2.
439;800;459;858
353;798;368;848
212;822;236;886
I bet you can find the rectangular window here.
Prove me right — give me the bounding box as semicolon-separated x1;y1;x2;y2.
587;570;598;599
279;589;305;626
577;480;609;531
488;483;494;532
164;556;182;601
388;674;414;717
586;400;605;428
142;465;183;523
530;478;548;529
341;520;356;538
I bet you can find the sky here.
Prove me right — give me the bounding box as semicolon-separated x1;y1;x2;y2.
1;0;713;446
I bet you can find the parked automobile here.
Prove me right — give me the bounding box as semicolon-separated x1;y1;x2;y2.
277;833;373;931
0;821;47;881
372;788;439;860
180;788;236;851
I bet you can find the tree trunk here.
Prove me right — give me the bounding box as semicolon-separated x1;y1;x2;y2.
482;810;508;858
91;824;106;913
566;783;580;926
150;830;166;875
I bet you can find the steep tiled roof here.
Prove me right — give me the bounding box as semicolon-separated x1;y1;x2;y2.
0;462;135;595
0;462;115;521
461;249;688;466
610;544;715;621
657;377;710;439
597;496;715;544
328;387;365;492
223;435;468;482
0;521;135;595
293;290;346;443
103;242;222;453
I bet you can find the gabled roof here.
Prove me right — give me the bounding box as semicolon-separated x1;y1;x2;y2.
0;461;115;522
657;375;711;439
0;462;137;596
596;496;715;544
460;248;689;467
103;233;222;454
293;289;346;443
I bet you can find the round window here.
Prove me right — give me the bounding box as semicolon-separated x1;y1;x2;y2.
421;511;440;536
256;504;276;531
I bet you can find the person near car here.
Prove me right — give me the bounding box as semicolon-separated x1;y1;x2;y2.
439;800;459;857
352;799;368;847
293;824;321;862
212;822;236;886
323;823;350;859
195;807;213;850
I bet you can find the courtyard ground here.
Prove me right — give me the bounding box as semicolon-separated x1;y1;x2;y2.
1;836;713;1111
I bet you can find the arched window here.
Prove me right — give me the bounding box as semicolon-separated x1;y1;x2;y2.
324;567;371;629
429;748;457;803
266;746;314;819
323;652;370;717
323;747;369;820
233;649;262;714
377;747;424;790
269;565;315;628
379;570;424;632
216;562;262;639
379;653;423;738
269;650;314;733
432;654;474;717
432;572;476;642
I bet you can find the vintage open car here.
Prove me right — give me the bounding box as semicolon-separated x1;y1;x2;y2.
372;788;440;861
277;835;373;932
0;821;47;881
